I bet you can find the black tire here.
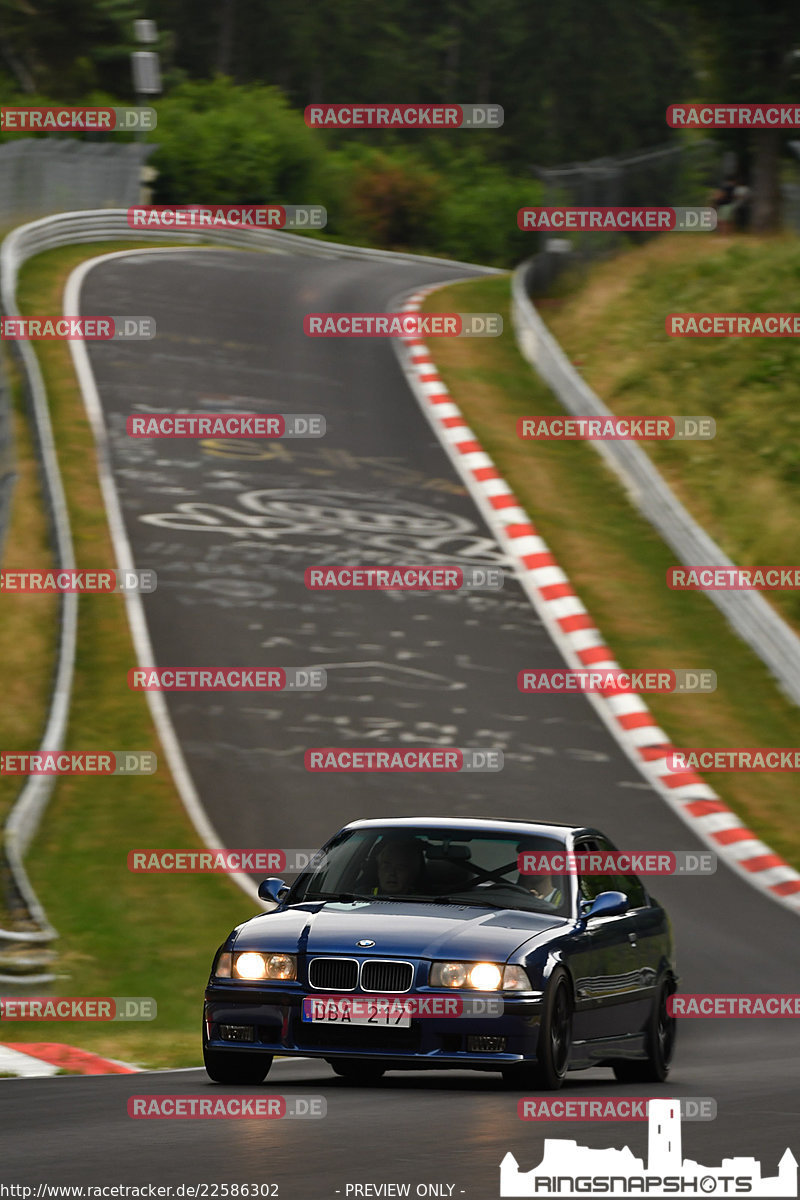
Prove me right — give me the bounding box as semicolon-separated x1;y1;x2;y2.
328;1058;386;1083
203;1046;273;1084
503;967;572;1091
202;1016;272;1084
613;975;677;1084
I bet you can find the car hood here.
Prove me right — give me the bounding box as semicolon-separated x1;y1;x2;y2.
232;899;564;962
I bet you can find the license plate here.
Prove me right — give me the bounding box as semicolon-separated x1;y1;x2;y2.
303;996;412;1027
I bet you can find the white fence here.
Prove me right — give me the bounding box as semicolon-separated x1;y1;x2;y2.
0;140;152;220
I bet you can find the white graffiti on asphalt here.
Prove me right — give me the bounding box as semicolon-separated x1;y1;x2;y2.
140;488;509;566
297;661;465;691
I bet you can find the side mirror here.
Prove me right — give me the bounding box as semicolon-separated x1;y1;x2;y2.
585;890;628;919
258;877;290;904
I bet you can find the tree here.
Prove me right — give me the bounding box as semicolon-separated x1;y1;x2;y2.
0;0;140;97
680;0;800;231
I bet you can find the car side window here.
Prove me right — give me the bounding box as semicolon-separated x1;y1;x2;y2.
618;871;647;910
576;838;630;907
576;840;608;905
576;837;650;911
592;836;648;909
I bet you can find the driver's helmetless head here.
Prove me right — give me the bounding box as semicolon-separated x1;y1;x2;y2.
376;838;424;895
526;873;554;898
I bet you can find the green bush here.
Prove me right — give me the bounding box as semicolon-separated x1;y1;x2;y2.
148;82;540;263
327;141;541;265
435;148;542;265
149;78;325;204
324;145;445;249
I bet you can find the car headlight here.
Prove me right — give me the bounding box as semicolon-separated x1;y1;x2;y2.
214;951;232;978
469;962;503;990
264;953;297;981
501;964;532;991
429;960;534;988
232;952;297;981
429;961;530;991
432;962;470;988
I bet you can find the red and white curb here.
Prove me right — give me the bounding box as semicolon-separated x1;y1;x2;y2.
392;284;800;915
0;1042;139;1077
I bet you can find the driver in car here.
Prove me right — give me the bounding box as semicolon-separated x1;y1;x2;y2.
524;871;563;907
374;837;426;896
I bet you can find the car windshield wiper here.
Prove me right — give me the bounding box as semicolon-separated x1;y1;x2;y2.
301;892;542;911
432;896;511;910
435;895;556;912
304;891;376;903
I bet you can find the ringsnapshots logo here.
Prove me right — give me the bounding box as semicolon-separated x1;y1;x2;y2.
517;207;717;231
0;317;155;340
518;416;715;440
128;1095;326;1120
304;313;502;337
305;566;503;590
126;413;325;438
517;850;716;877
0;752;156;775
0;106;156;131
127;205;326;230
128;849;326;873
305;748;503;772
500;1099;797;1198
0;569;156;593
518;669;716;694
128;667;326;691
304;104;503;129
667;313;800;337
0;997;156;1021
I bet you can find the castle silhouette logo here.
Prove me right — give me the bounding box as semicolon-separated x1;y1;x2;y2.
500;1098;797;1197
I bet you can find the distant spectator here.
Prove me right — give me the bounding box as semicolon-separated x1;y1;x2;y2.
711;175;751;234
732;180;752;231
711;176;736;233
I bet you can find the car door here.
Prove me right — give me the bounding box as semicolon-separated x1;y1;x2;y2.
569;837;647;1041
616;865;670;1024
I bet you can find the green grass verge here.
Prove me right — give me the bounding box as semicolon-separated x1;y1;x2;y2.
423;269;800;869
544;233;800;631
2;241;256;1067
0;347;58;831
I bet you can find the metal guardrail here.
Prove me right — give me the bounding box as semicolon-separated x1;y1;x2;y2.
0;209;505;272
0;222;79;964
511;257;800;709
0;209;500;973
0;355;14;557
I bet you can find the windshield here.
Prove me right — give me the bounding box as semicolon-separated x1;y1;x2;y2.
289;827;572;916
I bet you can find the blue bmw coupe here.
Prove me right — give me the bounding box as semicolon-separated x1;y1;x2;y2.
203;817;678;1088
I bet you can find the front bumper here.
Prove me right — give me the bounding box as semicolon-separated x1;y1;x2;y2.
204;982;545;1067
